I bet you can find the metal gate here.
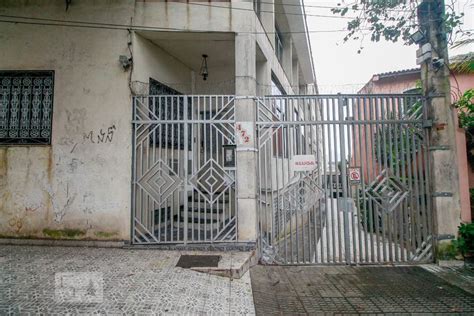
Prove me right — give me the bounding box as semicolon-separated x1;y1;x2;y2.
132;95;237;244
257;94;433;264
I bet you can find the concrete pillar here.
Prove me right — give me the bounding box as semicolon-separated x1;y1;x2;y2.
259;0;275;47
235;33;257;241
292;59;299;93
256;58;271;96
418;0;462;256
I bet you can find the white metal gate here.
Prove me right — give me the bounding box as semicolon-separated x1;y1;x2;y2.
257;94;433;264
132;95;237;244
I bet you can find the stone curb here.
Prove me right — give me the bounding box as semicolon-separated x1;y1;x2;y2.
0;238;125;248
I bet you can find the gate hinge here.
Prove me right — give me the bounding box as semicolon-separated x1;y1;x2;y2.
422;119;433;128
429;145;450;151
432;192;453;197
436;234;455;241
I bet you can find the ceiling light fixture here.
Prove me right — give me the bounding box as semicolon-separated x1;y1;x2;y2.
200;54;209;81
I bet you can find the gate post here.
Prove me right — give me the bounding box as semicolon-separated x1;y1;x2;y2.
418;1;462;257
235;33;258;242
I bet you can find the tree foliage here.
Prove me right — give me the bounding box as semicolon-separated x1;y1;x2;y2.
454;89;474;169
330;0;469;52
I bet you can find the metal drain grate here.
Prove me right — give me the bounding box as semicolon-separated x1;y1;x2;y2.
176;255;221;268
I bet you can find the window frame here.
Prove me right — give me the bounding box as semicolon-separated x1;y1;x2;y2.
0;70;55;146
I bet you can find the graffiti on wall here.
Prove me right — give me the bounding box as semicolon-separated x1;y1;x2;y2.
83;125;116;144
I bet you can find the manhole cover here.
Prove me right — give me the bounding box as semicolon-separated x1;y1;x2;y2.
176;255;221;268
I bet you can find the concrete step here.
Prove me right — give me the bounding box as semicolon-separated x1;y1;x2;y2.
190;250;257;279
181;208;225;221
188;194;230;204
173;215;218;231
172;214;238;232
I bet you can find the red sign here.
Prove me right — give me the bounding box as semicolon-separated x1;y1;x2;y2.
348;167;361;185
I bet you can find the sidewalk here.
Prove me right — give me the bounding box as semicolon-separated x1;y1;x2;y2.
0;245;255;315
250;265;474;315
2;244;474;315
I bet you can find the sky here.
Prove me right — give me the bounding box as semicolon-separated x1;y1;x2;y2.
304;0;474;93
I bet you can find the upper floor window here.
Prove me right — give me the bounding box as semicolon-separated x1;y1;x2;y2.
0;71;54;145
275;26;284;63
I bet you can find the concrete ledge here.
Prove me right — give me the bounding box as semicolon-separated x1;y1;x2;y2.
191;249;258;279
126;242;257;252
438;259;465;267
0;238;126;248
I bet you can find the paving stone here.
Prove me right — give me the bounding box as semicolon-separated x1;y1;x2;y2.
0;245;255;315
250;265;474;315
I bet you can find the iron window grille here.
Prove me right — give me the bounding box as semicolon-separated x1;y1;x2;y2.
149;78;191;150
0;71;54;145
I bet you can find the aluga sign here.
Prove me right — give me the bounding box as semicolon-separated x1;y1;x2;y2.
291;155;318;172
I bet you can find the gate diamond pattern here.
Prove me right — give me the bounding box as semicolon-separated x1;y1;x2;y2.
279;175;324;215
133;95;238;244
366;169;408;213
138;160;182;206
189;159;234;204
257;94;432;265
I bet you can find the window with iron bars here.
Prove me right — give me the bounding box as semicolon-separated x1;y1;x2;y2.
149;78;191;151
0;71;54;145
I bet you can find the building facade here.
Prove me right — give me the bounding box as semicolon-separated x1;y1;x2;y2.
0;0;316;243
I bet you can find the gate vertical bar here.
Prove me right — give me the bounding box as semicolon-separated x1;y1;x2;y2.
183;96;189;244
338;94;351;264
131;97;137;243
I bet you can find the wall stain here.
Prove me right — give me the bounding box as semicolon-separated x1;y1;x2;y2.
7;206;40;234
65;108;86;134
0;149;8;188
42;228;86;239
94;231;118;238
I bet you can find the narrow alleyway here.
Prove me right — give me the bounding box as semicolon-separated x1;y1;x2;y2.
250;265;474;315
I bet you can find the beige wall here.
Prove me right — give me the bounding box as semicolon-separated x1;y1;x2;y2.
132;33;194;94
0;0;315;241
0;1;134;240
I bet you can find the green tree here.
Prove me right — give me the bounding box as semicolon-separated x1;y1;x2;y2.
330;0;469;52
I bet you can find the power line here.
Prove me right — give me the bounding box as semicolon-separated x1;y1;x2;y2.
0;14;370;34
163;1;398;20
246;0;415;12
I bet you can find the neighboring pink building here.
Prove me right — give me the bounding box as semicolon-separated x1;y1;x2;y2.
358;56;474;223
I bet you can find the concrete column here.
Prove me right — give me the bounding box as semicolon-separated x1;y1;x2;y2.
256;58;271;96
292;59;299;93
418;0;462;256
235;33;257;241
259;0;275;47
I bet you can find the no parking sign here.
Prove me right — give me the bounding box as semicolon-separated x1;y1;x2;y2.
348;167;361;185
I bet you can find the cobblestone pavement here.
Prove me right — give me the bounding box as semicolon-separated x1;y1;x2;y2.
0;245;255;315
250;265;474;315
422;264;474;295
